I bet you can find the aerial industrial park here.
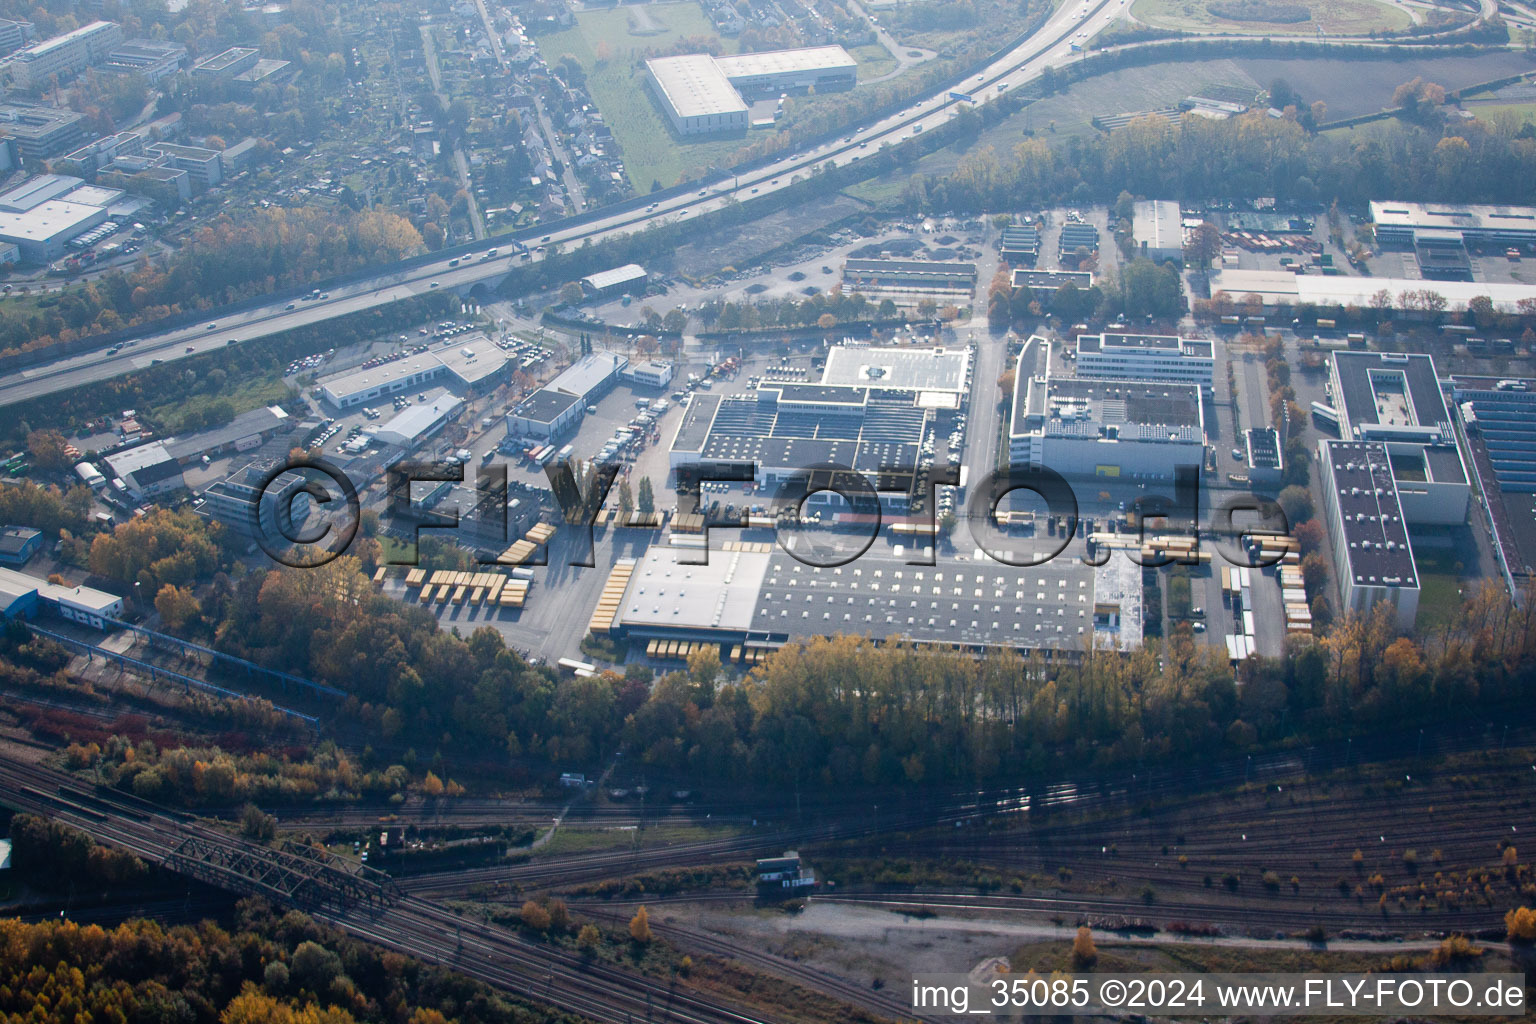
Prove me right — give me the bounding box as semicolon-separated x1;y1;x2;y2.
1;0;1536;1022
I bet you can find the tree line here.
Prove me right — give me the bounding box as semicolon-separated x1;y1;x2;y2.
0;205;423;362
897;106;1536;216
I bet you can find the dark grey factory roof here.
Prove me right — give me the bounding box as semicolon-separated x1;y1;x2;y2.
672;393;721;454
1332;351;1451;434
1324;440;1418;586
513;388;582;424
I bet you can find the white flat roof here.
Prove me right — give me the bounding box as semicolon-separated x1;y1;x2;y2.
320;353;445;401
0;200;105;244
0;566;122;616
1370;200;1536;234
1211;268;1536;314
617;544;774;633
104;440;173;476
714;44;856;79
432;334;508;387
645;54;747;120
0;174;82;212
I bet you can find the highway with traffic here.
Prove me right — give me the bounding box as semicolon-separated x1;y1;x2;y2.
0;0;1131;409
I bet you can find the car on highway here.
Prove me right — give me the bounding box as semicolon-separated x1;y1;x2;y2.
751;187;758;193
285;303;295;310
697;189;707;196
186;345;195;352
207;323;217;329
540;235;551;242
430;281;439;288
227;338;238;345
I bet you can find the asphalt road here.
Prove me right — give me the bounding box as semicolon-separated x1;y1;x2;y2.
0;0;1132;409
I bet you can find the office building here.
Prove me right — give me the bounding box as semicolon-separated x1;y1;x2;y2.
374;397;464;448
198;458;312;540
0;102;85;161
1074;332;1214;391
0;19;36;58
0;20;122;88
191;45;259;81
145;143;223;188
101;38;187;82
1329;351;1469;525
1009;337;1205;481
319;336;509;408
623;360;674;389
1318;440;1419;630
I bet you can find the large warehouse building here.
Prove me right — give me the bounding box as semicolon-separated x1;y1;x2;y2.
1008;337;1206;481
1450;375;1536;592
644;54;749;136
597;539;1143;657
1318;440;1420;631
1133;199;1183;263
1208;267;1536;315
646;45;855;135
1370;201;1536;248
1327;351;1469;526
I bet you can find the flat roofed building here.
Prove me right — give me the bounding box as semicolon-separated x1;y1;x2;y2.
546;350;628;402
0;198;106;262
432;334;510;391
0;567;122;628
1371;200;1536;247
1133;199;1183;263
645;54;747;136
0;20;122;88
1010;336;1205;480
192;45;259;79
146;142;222;187
104;441;184;499
198;458;312;539
1075;332;1214;391
1011;268;1091;294
1245;426;1283;485
842;258;977;294
320;353;447;409
820;344;971;407
0;20;35;58
0;102;84;161
507;388;583;438
1210;267;1536;316
0;173;81;211
233;57;292;88
713;45;856;95
623;360;674;389
375;396;463;448
1318;439;1419;630
1329;351;1468;525
1450;375;1536;589
102;39;186;81
609;539;1139;655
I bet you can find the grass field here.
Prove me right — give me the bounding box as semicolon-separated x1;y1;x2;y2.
1463;100;1536;128
147;371;291;433
1410;545;1470;630
1130;0;1411;36
535;3;745;192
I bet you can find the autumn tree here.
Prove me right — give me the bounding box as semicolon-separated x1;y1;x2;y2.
26;429;72;472
578;923;602;950
629;905;653;943
154;584;202;630
1506;906;1536;942
1071;926;1097;967
520;900;552;932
